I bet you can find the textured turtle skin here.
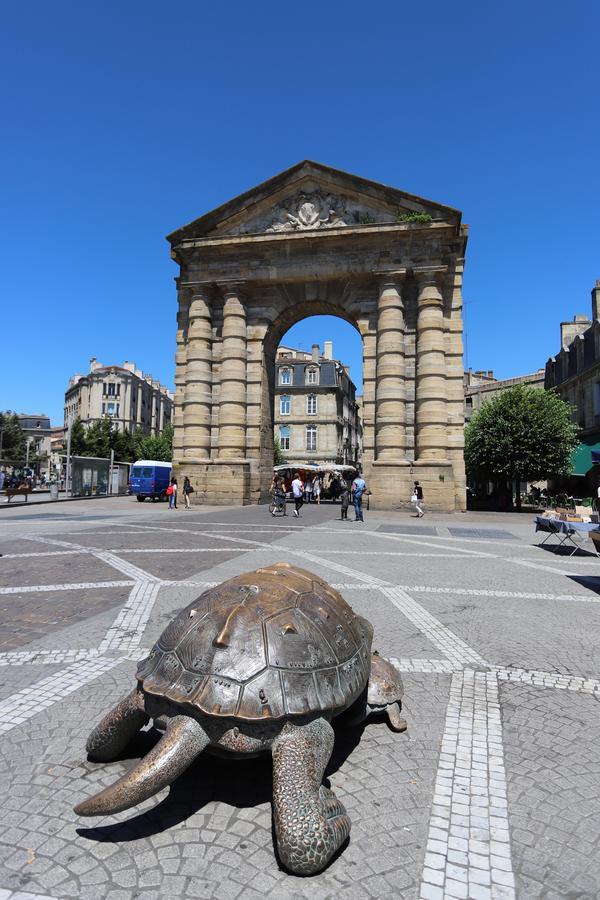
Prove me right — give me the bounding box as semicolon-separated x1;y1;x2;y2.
136;563;373;722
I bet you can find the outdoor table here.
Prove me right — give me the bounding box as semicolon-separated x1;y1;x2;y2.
534;516;600;556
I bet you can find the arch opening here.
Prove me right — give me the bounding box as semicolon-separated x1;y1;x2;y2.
265;312;364;473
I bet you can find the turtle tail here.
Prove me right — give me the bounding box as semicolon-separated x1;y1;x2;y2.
74;715;209;817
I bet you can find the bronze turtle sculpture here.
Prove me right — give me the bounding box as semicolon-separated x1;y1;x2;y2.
74;563;406;875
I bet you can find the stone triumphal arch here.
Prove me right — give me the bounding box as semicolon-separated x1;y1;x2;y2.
168;161;468;510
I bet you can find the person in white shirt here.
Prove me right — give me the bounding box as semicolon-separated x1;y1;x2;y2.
291;473;304;517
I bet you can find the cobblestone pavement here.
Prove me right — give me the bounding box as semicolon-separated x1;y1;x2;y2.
0;498;599;899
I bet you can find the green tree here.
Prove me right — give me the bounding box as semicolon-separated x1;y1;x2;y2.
132;423;173;462
0;411;26;461
464;385;579;510
69;419;88;455
273;436;286;466
82;419;114;458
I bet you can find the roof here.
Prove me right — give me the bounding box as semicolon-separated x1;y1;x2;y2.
167;159;462;243
132;459;173;468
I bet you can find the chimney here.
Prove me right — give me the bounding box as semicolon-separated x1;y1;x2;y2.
89;357;101;372
123;361;136;373
324;340;333;360
311;343;320;362
592;280;600;321
488;370;494;379
561;314;591;350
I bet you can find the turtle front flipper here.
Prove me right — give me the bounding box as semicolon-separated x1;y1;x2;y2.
85;688;149;761
272;718;350;875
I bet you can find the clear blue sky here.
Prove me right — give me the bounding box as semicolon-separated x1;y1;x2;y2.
1;1;598;424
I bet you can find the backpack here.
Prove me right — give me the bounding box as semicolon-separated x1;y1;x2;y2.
166;485;174;496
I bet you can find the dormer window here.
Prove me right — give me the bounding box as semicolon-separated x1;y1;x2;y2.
306;367;318;385
280;368;291;385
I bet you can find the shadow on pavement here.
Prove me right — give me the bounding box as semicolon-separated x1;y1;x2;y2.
77;720;366;845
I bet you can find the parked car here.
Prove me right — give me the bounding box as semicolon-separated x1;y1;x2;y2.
129;460;172;502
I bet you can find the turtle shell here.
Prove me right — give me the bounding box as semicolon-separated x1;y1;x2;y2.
136;562;372;722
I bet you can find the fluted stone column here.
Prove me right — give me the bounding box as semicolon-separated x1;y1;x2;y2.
415;267;449;462
217;287;247;459
183;290;212;460
375;272;407;460
172;289;188;463
359;320;377;466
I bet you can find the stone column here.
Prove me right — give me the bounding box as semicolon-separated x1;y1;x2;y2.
183;289;212;460
360;322;377;466
172;288;188;463
375;272;407;460
414;267;449;462
217;286;247;459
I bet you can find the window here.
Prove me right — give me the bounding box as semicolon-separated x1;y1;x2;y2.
280;368;291;385
108;383;116;396
116;384;121;396
306;368;318;385
279;425;290;450
306;425;317;451
107;402;115;416
280;395;291;415
307;394;317;415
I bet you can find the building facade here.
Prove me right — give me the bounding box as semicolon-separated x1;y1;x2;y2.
274;342;361;464
17;414;53;476
64;359;173;434
169;160;468;510
545;280;600;480
464;368;545;422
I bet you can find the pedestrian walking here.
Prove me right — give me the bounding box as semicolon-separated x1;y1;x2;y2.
167;476;178;509
351;473;367;522
340;482;350;520
312;475;322;505
412;480;424;517
304;479;313;504
183;476;194;509
291;472;304;517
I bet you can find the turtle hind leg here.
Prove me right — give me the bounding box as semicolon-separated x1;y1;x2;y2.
85;688;149;761
272;717;351;876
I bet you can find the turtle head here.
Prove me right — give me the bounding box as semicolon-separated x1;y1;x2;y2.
367;653;407;732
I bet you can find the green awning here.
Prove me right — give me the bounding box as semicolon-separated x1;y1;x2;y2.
570;434;600;476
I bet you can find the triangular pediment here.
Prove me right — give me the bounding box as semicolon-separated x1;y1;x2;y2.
167;160;461;243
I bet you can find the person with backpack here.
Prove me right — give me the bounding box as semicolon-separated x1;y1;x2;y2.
182;476;194;509
351;472;367;523
412;480;424;517
167;476;178;510
339;481;351;520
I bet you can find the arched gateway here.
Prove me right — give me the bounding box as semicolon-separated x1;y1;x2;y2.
168;161;468;511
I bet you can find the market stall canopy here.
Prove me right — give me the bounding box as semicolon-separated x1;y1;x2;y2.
571;435;600;475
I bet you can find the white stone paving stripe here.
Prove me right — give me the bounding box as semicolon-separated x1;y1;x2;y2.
494;666;600;696
93;550;161;582
397;584;599;603
382;587;487;668
0;648;101;667
0;580;133;595
420;670;515;900
106;547;479;558
0;549;86;559
98;580;162;654
0;656;123;734
389;657;459;674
